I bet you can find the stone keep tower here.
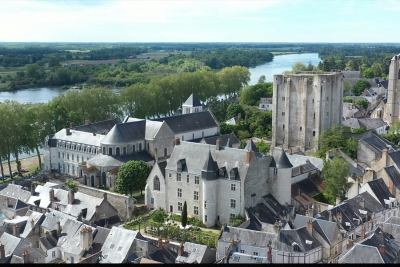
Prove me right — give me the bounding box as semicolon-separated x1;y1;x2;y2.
271;72;343;153
383;54;400;125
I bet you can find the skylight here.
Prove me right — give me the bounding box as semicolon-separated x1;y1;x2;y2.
110;244;115;249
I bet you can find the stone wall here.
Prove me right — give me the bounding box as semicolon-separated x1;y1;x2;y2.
76;184;135;221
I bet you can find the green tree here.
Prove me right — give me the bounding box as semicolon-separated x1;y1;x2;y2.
240;82;273;106
116;160;150;196
65;179;78;193
372;63;382;77
315;125;347;158
256;140;270;154
363;68;374;78
388;120;400;134
48;56;60;68
292;62;307;72
343;97;353;103
181;201;188;227
322;154;352;204
352;80;371;96
355;99;368;109
152;208;166;224
257;75;266;84
226;104;245;121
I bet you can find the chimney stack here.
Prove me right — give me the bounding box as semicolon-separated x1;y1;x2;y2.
0;243;5;260
158;236;163;249
30;219;35;230
336;196;341;205
22;250;30;264
70;122;74;128
216;138;221;151
246;150;252;164
379;244;386;255
5;197;9;207
31;183;36;196
299;164;303;174
174;137;180;146
103;193;107;201
179;242;184;256
267;245;272;263
49;189;54;201
307;219;313;235
85;119;90;125
361;225;366;239
93;132;96;136
289;148;292;155
56;221;62;236
328;211;332;222
66;128;71;135
382;149;388;167
347;239;354;249
80;227;93;251
369;218;374;231
13;224;20;237
337;212;342;224
95;205;100;221
77;212;83;222
45;231;50;239
360;197;365;209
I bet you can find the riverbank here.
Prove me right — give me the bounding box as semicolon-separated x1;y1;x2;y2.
1;155;42;174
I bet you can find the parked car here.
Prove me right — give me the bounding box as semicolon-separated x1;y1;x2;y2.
19;168;29;173
13;171;18;176
4;173;11;178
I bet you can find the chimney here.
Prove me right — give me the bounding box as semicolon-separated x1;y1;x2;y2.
307;219;313;235
361;225;366;239
337;212;342;224
13;224;20;237
329;211;332;222
31;183;36;196
5;197;9;207
85;119;90;125
109;114;114;120
45;231;50;239
336;196;341;205
164;239;171;249
216;138;221;151
360;197;365;209
56;221;62;236
267;245;272;263
289;148;292;155
93;132;96;136
178;242;184;256
103;193;107;202
22;250;30;264
0;243;5;260
66;128;71;135
158;236;163;249
246;150;252;164
68;191;75;204
308;208;314;218
70;122;74;128
299;164;303;174
389;179;395;195
30;219;35;229
95;205;100;221
379;244;386;255
370;218;374;231
347;239;354;249
174;137;180;146
382;149;388;167
77;212;83;222
49;189;54;201
363;89;368;96
355;177;360;195
306;159;310;163
80;227;93;251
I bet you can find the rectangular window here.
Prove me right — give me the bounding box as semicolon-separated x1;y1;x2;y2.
151;198;154;204
62;153;64;159
72;154;74;161
52;251;56;258
326;111;329;117
204;201;207;209
178;202;182;211
312;99;314;103
240;250;245;254
194;206;199;215
283;124;285;130
230;199;236;209
300;126;302;131
230;213;236;220
282;111;285;116
205;215;207;222
67;153;69;160
176;173;181;181
168;173;171;178
313;131;316;136
76;156;79;162
253;252;259;256
326;96;329;102
313;113;315;119
187;175;189;183
58;152;60;158
282;97;285;101
231;184;236;191
177;188;182;198
195;176;199;185
194;191;199;200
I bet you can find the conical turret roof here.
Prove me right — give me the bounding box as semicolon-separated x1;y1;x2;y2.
271;147;293;169
183;93;202;107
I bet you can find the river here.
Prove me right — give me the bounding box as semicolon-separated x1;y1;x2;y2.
0;53;320;161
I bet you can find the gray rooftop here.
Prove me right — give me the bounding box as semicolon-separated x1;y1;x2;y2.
219;226;278;248
338;243;384;263
101;120;146;145
182;94;202;107
271;147;293;169
87;151;154;168
0;184;31;203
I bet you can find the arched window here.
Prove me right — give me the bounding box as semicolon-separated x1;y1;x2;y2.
154;176;160;191
116;147;120;156
103;147;106;154
109;147;112;156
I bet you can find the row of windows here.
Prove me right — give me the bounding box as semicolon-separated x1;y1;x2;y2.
171;170;239;181
177;203;199;215
280;125;317;136
57;142;98;154
58;152;88;162
176;173;200;184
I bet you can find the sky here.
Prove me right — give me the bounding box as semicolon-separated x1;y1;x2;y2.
1;0;400;43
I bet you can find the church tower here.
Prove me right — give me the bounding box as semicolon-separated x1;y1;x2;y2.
383;54;400;125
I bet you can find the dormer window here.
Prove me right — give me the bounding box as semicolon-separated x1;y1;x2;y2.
230;168;239;180
219;167;227;177
177;159;186;172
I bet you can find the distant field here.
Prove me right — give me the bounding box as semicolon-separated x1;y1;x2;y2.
61;58;140;66
64;50;91;53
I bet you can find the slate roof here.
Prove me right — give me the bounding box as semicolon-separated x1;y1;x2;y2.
388;151;400;169
384;166;400;189
71;118;120;134
199;132;240;148
101;120;146;145
358;118;386;130
271;147;293;169
360;134;397;154
82;226;111;257
27;185;70;210
262;194;290;216
277;226;321;252
286;153;324;171
244;139;259;153
384;216;400;225
360;227;400;263
151;111;218;135
219;226;278;247
41;208;76;231
229;252;271;264
291;162;318;177
145;120;164;139
147;242;179;264
0;195;29;211
356;192;385;213
0;232;21;258
365;178;395;207
247;204;279;226
100;227;143;263
57;219;96;256
39;234;58;250
62;191;104;220
19;211;44;239
0;184;31;203
53;128;105;147
291;174;326;203
338;243;384;263
182;94;202;107
87;151;154;168
342;118;364;128
175;242;215;264
260;98;272;104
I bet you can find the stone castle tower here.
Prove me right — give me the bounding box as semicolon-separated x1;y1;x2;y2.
383;54;400;125
271;72;344;153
